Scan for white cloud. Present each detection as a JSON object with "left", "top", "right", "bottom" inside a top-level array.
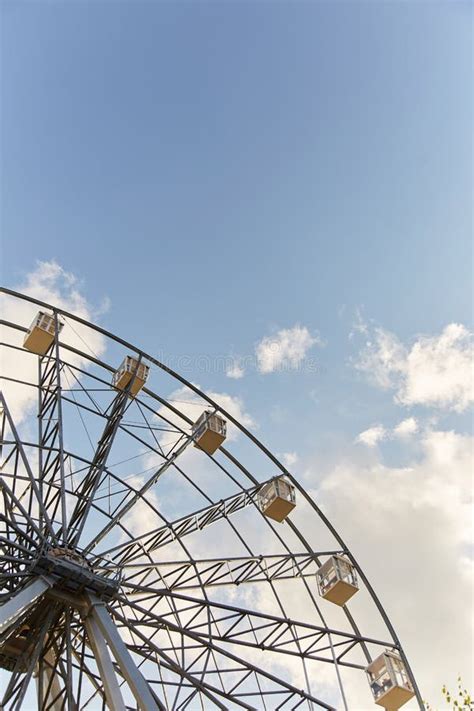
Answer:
[
  {"left": 356, "top": 418, "right": 419, "bottom": 447},
  {"left": 225, "top": 358, "right": 245, "bottom": 379},
  {"left": 119, "top": 474, "right": 162, "bottom": 541},
  {"left": 355, "top": 425, "right": 388, "bottom": 448},
  {"left": 355, "top": 323, "right": 474, "bottom": 413},
  {"left": 314, "top": 427, "right": 474, "bottom": 707},
  {"left": 255, "top": 325, "right": 320, "bottom": 374},
  {"left": 355, "top": 327, "right": 406, "bottom": 390},
  {"left": 393, "top": 417, "right": 418, "bottom": 438},
  {"left": 402, "top": 324, "right": 473, "bottom": 412},
  {"left": 1, "top": 261, "right": 108, "bottom": 424},
  {"left": 279, "top": 451, "right": 299, "bottom": 468}
]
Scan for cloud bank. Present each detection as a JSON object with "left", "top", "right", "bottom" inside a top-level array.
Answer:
[
  {"left": 355, "top": 323, "right": 473, "bottom": 412},
  {"left": 314, "top": 426, "right": 474, "bottom": 706},
  {"left": 356, "top": 418, "right": 419, "bottom": 448},
  {"left": 256, "top": 325, "right": 320, "bottom": 374}
]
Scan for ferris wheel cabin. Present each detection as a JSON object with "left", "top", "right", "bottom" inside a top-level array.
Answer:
[
  {"left": 23, "top": 311, "right": 64, "bottom": 355},
  {"left": 192, "top": 410, "right": 227, "bottom": 454},
  {"left": 366, "top": 651, "right": 415, "bottom": 710},
  {"left": 316, "top": 554, "right": 359, "bottom": 606},
  {"left": 257, "top": 476, "right": 296, "bottom": 522},
  {"left": 112, "top": 356, "right": 149, "bottom": 395}
]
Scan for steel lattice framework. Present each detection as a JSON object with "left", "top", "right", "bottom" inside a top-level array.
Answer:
[{"left": 0, "top": 287, "right": 423, "bottom": 710}]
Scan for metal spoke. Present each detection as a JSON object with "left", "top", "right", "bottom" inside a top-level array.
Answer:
[
  {"left": 118, "top": 585, "right": 393, "bottom": 669},
  {"left": 118, "top": 552, "right": 343, "bottom": 591},
  {"left": 82, "top": 429, "right": 211, "bottom": 556},
  {"left": 64, "top": 389, "right": 130, "bottom": 547},
  {"left": 85, "top": 593, "right": 166, "bottom": 711},
  {"left": 111, "top": 604, "right": 245, "bottom": 710},
  {"left": 0, "top": 392, "right": 57, "bottom": 541}
]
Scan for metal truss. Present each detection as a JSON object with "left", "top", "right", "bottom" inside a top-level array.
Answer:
[
  {"left": 36, "top": 317, "right": 72, "bottom": 541},
  {"left": 65, "top": 388, "right": 130, "bottom": 547},
  {"left": 119, "top": 586, "right": 394, "bottom": 669},
  {"left": 116, "top": 552, "right": 342, "bottom": 591},
  {"left": 0, "top": 287, "right": 424, "bottom": 710},
  {"left": 112, "top": 603, "right": 337, "bottom": 711}
]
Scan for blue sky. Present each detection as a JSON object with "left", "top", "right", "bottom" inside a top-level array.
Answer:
[
  {"left": 1, "top": 0, "right": 473, "bottom": 706},
  {"left": 2, "top": 0, "right": 472, "bottom": 448}
]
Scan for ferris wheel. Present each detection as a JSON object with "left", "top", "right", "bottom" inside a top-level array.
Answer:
[{"left": 0, "top": 287, "right": 422, "bottom": 711}]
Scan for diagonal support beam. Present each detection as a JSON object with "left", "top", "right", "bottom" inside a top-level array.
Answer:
[
  {"left": 95, "top": 481, "right": 264, "bottom": 565},
  {"left": 85, "top": 594, "right": 165, "bottom": 711},
  {"left": 0, "top": 576, "right": 53, "bottom": 637},
  {"left": 84, "top": 611, "right": 127, "bottom": 711}
]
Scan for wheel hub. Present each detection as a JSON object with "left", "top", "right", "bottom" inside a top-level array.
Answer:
[{"left": 31, "top": 547, "right": 119, "bottom": 601}]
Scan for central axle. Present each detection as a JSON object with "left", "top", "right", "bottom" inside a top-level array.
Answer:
[{"left": 31, "top": 547, "right": 119, "bottom": 601}]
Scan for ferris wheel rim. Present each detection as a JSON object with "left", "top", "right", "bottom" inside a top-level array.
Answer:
[{"left": 0, "top": 286, "right": 423, "bottom": 710}]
